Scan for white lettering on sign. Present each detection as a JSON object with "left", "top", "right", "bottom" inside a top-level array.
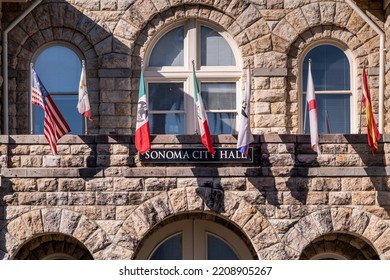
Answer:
[{"left": 141, "top": 148, "right": 252, "bottom": 163}]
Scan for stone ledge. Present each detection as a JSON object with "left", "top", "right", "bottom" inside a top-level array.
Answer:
[
  {"left": 2, "top": 134, "right": 390, "bottom": 146},
  {"left": 254, "top": 68, "right": 288, "bottom": 77},
  {"left": 295, "top": 167, "right": 390, "bottom": 177},
  {"left": 1, "top": 168, "right": 103, "bottom": 178}
]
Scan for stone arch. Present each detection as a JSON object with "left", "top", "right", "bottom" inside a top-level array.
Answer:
[
  {"left": 282, "top": 207, "right": 390, "bottom": 260},
  {"left": 1, "top": 208, "right": 111, "bottom": 260},
  {"left": 13, "top": 233, "right": 94, "bottom": 260},
  {"left": 273, "top": 2, "right": 378, "bottom": 53},
  {"left": 8, "top": 2, "right": 105, "bottom": 68},
  {"left": 6, "top": 1, "right": 115, "bottom": 134},
  {"left": 300, "top": 232, "right": 379, "bottom": 260},
  {"left": 113, "top": 2, "right": 269, "bottom": 66},
  {"left": 284, "top": 23, "right": 375, "bottom": 134},
  {"left": 110, "top": 189, "right": 290, "bottom": 259}
]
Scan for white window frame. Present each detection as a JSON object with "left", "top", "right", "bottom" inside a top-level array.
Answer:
[
  {"left": 311, "top": 252, "right": 348, "bottom": 260},
  {"left": 299, "top": 40, "right": 356, "bottom": 134},
  {"left": 30, "top": 41, "right": 86, "bottom": 135},
  {"left": 144, "top": 19, "right": 242, "bottom": 135}
]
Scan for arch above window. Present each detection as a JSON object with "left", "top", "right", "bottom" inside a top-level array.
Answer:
[
  {"left": 301, "top": 43, "right": 352, "bottom": 134},
  {"left": 135, "top": 219, "right": 254, "bottom": 260},
  {"left": 32, "top": 43, "right": 85, "bottom": 135}
]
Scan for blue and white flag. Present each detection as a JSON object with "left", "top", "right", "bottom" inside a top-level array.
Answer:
[{"left": 237, "top": 67, "right": 254, "bottom": 156}]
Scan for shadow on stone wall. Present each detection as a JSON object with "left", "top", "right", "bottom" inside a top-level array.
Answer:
[
  {"left": 4, "top": 0, "right": 135, "bottom": 135},
  {"left": 1, "top": 0, "right": 135, "bottom": 258},
  {"left": 344, "top": 134, "right": 389, "bottom": 215}
]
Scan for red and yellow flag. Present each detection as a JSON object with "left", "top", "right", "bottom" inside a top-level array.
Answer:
[{"left": 362, "top": 66, "right": 380, "bottom": 154}]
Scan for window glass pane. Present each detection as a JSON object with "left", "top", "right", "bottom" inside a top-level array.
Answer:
[
  {"left": 201, "top": 83, "right": 236, "bottom": 110},
  {"left": 150, "top": 114, "right": 185, "bottom": 134},
  {"left": 149, "top": 83, "right": 185, "bottom": 134},
  {"left": 303, "top": 94, "right": 350, "bottom": 134},
  {"left": 201, "top": 26, "right": 235, "bottom": 66},
  {"left": 149, "top": 83, "right": 184, "bottom": 111},
  {"left": 207, "top": 234, "right": 238, "bottom": 260},
  {"left": 150, "top": 26, "right": 184, "bottom": 67},
  {"left": 33, "top": 95, "right": 83, "bottom": 135},
  {"left": 201, "top": 83, "right": 236, "bottom": 134},
  {"left": 150, "top": 234, "right": 182, "bottom": 260},
  {"left": 303, "top": 45, "right": 350, "bottom": 91},
  {"left": 35, "top": 46, "right": 81, "bottom": 93},
  {"left": 207, "top": 112, "right": 236, "bottom": 134}
]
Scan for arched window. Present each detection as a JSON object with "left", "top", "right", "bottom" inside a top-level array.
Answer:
[
  {"left": 136, "top": 219, "right": 254, "bottom": 260},
  {"left": 145, "top": 20, "right": 241, "bottom": 135},
  {"left": 32, "top": 44, "right": 84, "bottom": 134},
  {"left": 302, "top": 44, "right": 352, "bottom": 134}
]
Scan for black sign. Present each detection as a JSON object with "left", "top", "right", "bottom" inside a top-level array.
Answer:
[{"left": 140, "top": 148, "right": 253, "bottom": 163}]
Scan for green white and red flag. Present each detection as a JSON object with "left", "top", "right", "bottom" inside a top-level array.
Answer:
[
  {"left": 135, "top": 68, "right": 151, "bottom": 154},
  {"left": 192, "top": 63, "right": 214, "bottom": 157}
]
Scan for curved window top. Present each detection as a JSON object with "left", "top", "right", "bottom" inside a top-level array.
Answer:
[
  {"left": 302, "top": 44, "right": 350, "bottom": 92},
  {"left": 201, "top": 26, "right": 235, "bottom": 66},
  {"left": 149, "top": 26, "right": 184, "bottom": 67},
  {"left": 148, "top": 22, "right": 237, "bottom": 68},
  {"left": 35, "top": 45, "right": 82, "bottom": 92},
  {"left": 207, "top": 234, "right": 239, "bottom": 260},
  {"left": 33, "top": 44, "right": 84, "bottom": 135}
]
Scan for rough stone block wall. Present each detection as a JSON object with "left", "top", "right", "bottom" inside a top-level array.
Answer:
[
  {"left": 0, "top": 0, "right": 390, "bottom": 260},
  {"left": 1, "top": 0, "right": 387, "bottom": 134},
  {"left": 1, "top": 134, "right": 390, "bottom": 259}
]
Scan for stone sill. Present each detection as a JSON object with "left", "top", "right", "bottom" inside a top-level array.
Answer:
[
  {"left": 0, "top": 134, "right": 389, "bottom": 145},
  {"left": 2, "top": 166, "right": 390, "bottom": 178}
]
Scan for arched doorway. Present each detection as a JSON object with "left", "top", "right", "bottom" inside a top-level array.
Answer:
[
  {"left": 13, "top": 233, "right": 93, "bottom": 260},
  {"left": 135, "top": 214, "right": 257, "bottom": 260},
  {"left": 300, "top": 233, "right": 379, "bottom": 260}
]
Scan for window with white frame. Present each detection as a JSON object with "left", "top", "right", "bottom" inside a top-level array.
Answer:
[
  {"left": 145, "top": 20, "right": 241, "bottom": 135},
  {"left": 302, "top": 44, "right": 351, "bottom": 134},
  {"left": 135, "top": 219, "right": 254, "bottom": 260},
  {"left": 32, "top": 44, "right": 84, "bottom": 134}
]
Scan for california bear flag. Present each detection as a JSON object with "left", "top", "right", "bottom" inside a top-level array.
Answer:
[
  {"left": 77, "top": 61, "right": 92, "bottom": 120},
  {"left": 237, "top": 67, "right": 254, "bottom": 156}
]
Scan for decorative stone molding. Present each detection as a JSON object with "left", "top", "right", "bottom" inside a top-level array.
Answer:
[
  {"left": 1, "top": 208, "right": 111, "bottom": 259},
  {"left": 282, "top": 207, "right": 390, "bottom": 260},
  {"left": 113, "top": 190, "right": 283, "bottom": 260}
]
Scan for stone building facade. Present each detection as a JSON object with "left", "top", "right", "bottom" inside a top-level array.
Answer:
[{"left": 1, "top": 0, "right": 390, "bottom": 260}]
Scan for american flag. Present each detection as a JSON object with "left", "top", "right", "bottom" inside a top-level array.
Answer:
[{"left": 31, "top": 69, "right": 70, "bottom": 155}]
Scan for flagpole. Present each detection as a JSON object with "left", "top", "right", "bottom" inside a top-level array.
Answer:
[
  {"left": 358, "top": 65, "right": 365, "bottom": 134},
  {"left": 30, "top": 63, "right": 34, "bottom": 134},
  {"left": 81, "top": 60, "right": 88, "bottom": 135},
  {"left": 192, "top": 60, "right": 199, "bottom": 135},
  {"left": 303, "top": 95, "right": 308, "bottom": 133},
  {"left": 326, "top": 110, "right": 332, "bottom": 133},
  {"left": 303, "top": 59, "right": 311, "bottom": 133}
]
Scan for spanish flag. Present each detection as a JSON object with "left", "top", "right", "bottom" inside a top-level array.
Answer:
[{"left": 362, "top": 66, "right": 380, "bottom": 154}]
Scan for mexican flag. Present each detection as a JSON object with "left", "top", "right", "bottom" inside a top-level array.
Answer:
[
  {"left": 192, "top": 63, "right": 214, "bottom": 157},
  {"left": 135, "top": 69, "right": 151, "bottom": 154}
]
